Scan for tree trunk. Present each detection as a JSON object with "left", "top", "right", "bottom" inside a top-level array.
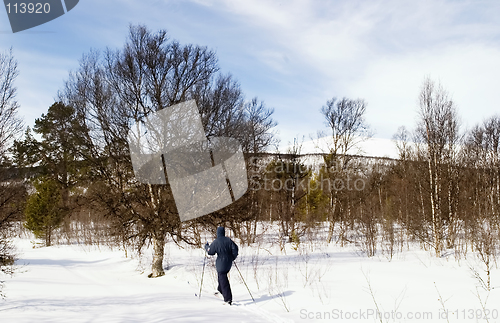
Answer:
[
  {"left": 150, "top": 234, "right": 165, "bottom": 278},
  {"left": 327, "top": 193, "right": 337, "bottom": 243},
  {"left": 428, "top": 152, "right": 441, "bottom": 257},
  {"left": 46, "top": 228, "right": 51, "bottom": 247}
]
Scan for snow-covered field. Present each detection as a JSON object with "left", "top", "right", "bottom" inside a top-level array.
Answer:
[{"left": 1, "top": 232, "right": 499, "bottom": 323}]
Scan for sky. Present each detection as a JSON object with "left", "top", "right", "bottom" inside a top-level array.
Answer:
[{"left": 1, "top": 0, "right": 500, "bottom": 151}]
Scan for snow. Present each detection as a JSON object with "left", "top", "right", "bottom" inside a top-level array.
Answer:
[{"left": 1, "top": 231, "right": 499, "bottom": 322}]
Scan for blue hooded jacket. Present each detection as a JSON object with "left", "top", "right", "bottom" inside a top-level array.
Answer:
[{"left": 206, "top": 227, "right": 239, "bottom": 273}]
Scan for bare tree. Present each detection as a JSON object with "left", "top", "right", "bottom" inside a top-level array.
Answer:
[
  {"left": 62, "top": 25, "right": 218, "bottom": 277},
  {"left": 393, "top": 126, "right": 413, "bottom": 161},
  {"left": 320, "top": 97, "right": 371, "bottom": 243},
  {"left": 62, "top": 25, "right": 276, "bottom": 277},
  {"left": 265, "top": 138, "right": 311, "bottom": 243},
  {"left": 0, "top": 48, "right": 23, "bottom": 159},
  {"left": 415, "top": 77, "right": 460, "bottom": 256},
  {"left": 241, "top": 98, "right": 277, "bottom": 154},
  {"left": 462, "top": 116, "right": 500, "bottom": 270},
  {"left": 477, "top": 116, "right": 500, "bottom": 219},
  {"left": 0, "top": 48, "right": 24, "bottom": 295},
  {"left": 321, "top": 97, "right": 370, "bottom": 164}
]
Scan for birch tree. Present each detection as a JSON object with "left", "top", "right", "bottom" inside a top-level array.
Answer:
[
  {"left": 0, "top": 48, "right": 24, "bottom": 294},
  {"left": 0, "top": 48, "right": 23, "bottom": 158},
  {"left": 320, "top": 97, "right": 370, "bottom": 243},
  {"left": 416, "top": 77, "right": 460, "bottom": 256}
]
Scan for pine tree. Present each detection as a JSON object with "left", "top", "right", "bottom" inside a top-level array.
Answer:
[{"left": 24, "top": 178, "right": 65, "bottom": 246}]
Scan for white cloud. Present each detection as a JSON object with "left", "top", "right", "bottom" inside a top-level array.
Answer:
[
  {"left": 346, "top": 43, "right": 500, "bottom": 138},
  {"left": 199, "top": 0, "right": 500, "bottom": 141}
]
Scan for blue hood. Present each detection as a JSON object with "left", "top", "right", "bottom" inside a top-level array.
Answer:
[{"left": 217, "top": 227, "right": 225, "bottom": 238}]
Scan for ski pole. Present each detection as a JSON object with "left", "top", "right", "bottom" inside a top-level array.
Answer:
[
  {"left": 234, "top": 262, "right": 254, "bottom": 302},
  {"left": 199, "top": 250, "right": 207, "bottom": 299}
]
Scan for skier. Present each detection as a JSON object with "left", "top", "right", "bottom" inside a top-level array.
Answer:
[{"left": 205, "top": 226, "right": 239, "bottom": 305}]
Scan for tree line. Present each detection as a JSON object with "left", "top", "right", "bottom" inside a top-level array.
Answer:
[{"left": 1, "top": 25, "right": 499, "bottom": 282}]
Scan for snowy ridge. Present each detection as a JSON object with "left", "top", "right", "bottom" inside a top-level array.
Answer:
[{"left": 278, "top": 136, "right": 400, "bottom": 159}]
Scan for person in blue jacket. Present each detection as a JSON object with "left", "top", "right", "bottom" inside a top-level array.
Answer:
[{"left": 205, "top": 226, "right": 239, "bottom": 305}]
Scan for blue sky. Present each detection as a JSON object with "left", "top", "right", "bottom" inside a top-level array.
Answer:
[{"left": 2, "top": 0, "right": 500, "bottom": 149}]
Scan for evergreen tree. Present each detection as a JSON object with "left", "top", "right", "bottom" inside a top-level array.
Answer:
[
  {"left": 13, "top": 102, "right": 88, "bottom": 211},
  {"left": 33, "top": 102, "right": 88, "bottom": 209},
  {"left": 24, "top": 178, "right": 65, "bottom": 246}
]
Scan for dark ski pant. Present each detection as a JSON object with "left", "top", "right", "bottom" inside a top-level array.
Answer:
[{"left": 217, "top": 271, "right": 232, "bottom": 303}]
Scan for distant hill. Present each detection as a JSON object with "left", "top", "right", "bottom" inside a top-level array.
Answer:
[{"left": 278, "top": 136, "right": 400, "bottom": 159}]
